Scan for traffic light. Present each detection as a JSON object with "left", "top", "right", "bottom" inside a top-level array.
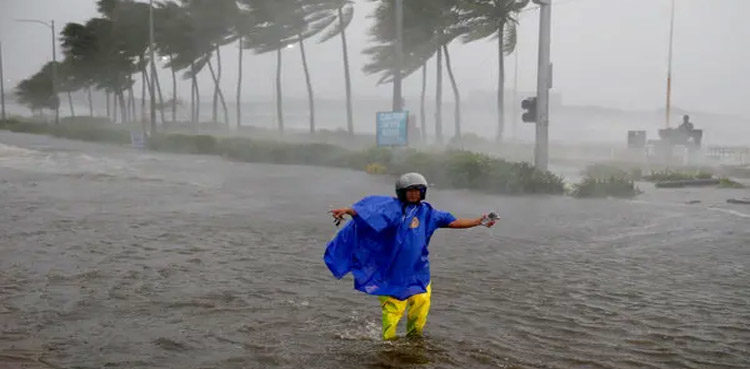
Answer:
[{"left": 521, "top": 97, "right": 537, "bottom": 123}]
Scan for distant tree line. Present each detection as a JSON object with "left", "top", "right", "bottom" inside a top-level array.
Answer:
[{"left": 15, "top": 0, "right": 529, "bottom": 141}]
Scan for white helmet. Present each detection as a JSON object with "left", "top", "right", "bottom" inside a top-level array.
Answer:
[{"left": 395, "top": 172, "right": 428, "bottom": 202}]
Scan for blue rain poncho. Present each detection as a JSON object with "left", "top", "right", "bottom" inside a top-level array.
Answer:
[{"left": 324, "top": 196, "right": 456, "bottom": 300}]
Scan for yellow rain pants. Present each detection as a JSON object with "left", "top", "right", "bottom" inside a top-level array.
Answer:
[{"left": 378, "top": 284, "right": 432, "bottom": 340}]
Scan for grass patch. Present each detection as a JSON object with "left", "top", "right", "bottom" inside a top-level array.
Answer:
[
  {"left": 583, "top": 163, "right": 642, "bottom": 181},
  {"left": 643, "top": 169, "right": 713, "bottom": 182},
  {"left": 718, "top": 178, "right": 746, "bottom": 189},
  {"left": 0, "top": 119, "right": 131, "bottom": 144},
  {"left": 571, "top": 176, "right": 640, "bottom": 198},
  {"left": 147, "top": 133, "right": 218, "bottom": 154}
]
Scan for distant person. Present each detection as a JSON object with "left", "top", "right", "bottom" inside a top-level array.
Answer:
[
  {"left": 679, "top": 115, "right": 694, "bottom": 132},
  {"left": 325, "top": 173, "right": 497, "bottom": 340}
]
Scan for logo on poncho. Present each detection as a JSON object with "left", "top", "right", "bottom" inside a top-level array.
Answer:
[{"left": 410, "top": 217, "right": 420, "bottom": 229}]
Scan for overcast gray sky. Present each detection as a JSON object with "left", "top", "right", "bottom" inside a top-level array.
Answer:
[{"left": 1, "top": 0, "right": 748, "bottom": 119}]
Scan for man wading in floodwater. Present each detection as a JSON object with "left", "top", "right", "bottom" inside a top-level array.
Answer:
[{"left": 325, "top": 173, "right": 497, "bottom": 340}]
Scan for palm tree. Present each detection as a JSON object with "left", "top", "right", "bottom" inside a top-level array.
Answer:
[
  {"left": 59, "top": 24, "right": 94, "bottom": 117},
  {"left": 102, "top": 0, "right": 154, "bottom": 125},
  {"left": 60, "top": 17, "right": 137, "bottom": 123},
  {"left": 154, "top": 1, "right": 205, "bottom": 127},
  {"left": 314, "top": 0, "right": 355, "bottom": 135},
  {"left": 364, "top": 0, "right": 463, "bottom": 143},
  {"left": 241, "top": 0, "right": 306, "bottom": 134},
  {"left": 458, "top": 0, "right": 529, "bottom": 142},
  {"left": 154, "top": 1, "right": 190, "bottom": 124},
  {"left": 185, "top": 0, "right": 238, "bottom": 126},
  {"left": 57, "top": 59, "right": 85, "bottom": 118},
  {"left": 15, "top": 62, "right": 60, "bottom": 116},
  {"left": 254, "top": 0, "right": 338, "bottom": 134},
  {"left": 234, "top": 3, "right": 253, "bottom": 129},
  {"left": 296, "top": 0, "right": 351, "bottom": 134}
]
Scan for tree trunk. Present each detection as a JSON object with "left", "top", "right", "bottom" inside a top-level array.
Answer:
[
  {"left": 212, "top": 54, "right": 218, "bottom": 123},
  {"left": 105, "top": 91, "right": 110, "bottom": 121},
  {"left": 236, "top": 37, "right": 243, "bottom": 129},
  {"left": 128, "top": 85, "right": 135, "bottom": 122},
  {"left": 190, "top": 71, "right": 195, "bottom": 126},
  {"left": 118, "top": 91, "right": 127, "bottom": 124},
  {"left": 125, "top": 88, "right": 131, "bottom": 122},
  {"left": 215, "top": 46, "right": 228, "bottom": 126},
  {"left": 190, "top": 74, "right": 195, "bottom": 125},
  {"left": 170, "top": 54, "right": 176, "bottom": 123},
  {"left": 339, "top": 7, "right": 353, "bottom": 135},
  {"left": 146, "top": 70, "right": 154, "bottom": 133},
  {"left": 420, "top": 63, "right": 427, "bottom": 143},
  {"left": 298, "top": 38, "right": 315, "bottom": 134},
  {"left": 497, "top": 25, "right": 505, "bottom": 142},
  {"left": 141, "top": 68, "right": 147, "bottom": 123},
  {"left": 443, "top": 44, "right": 461, "bottom": 141},
  {"left": 87, "top": 87, "right": 93, "bottom": 117},
  {"left": 191, "top": 62, "right": 199, "bottom": 128},
  {"left": 207, "top": 58, "right": 229, "bottom": 127},
  {"left": 67, "top": 91, "right": 76, "bottom": 118},
  {"left": 276, "top": 48, "right": 284, "bottom": 133},
  {"left": 112, "top": 91, "right": 118, "bottom": 123},
  {"left": 152, "top": 59, "right": 166, "bottom": 125},
  {"left": 435, "top": 45, "right": 443, "bottom": 144}
]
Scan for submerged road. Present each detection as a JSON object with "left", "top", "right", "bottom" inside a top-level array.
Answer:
[{"left": 1, "top": 131, "right": 748, "bottom": 368}]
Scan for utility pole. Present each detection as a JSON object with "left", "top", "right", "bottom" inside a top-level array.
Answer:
[
  {"left": 149, "top": 0, "right": 157, "bottom": 134},
  {"left": 512, "top": 38, "right": 519, "bottom": 140},
  {"left": 16, "top": 19, "right": 58, "bottom": 124},
  {"left": 665, "top": 0, "right": 675, "bottom": 128},
  {"left": 51, "top": 20, "right": 58, "bottom": 125},
  {"left": 0, "top": 41, "right": 6, "bottom": 121},
  {"left": 533, "top": 0, "right": 552, "bottom": 171},
  {"left": 392, "top": 0, "right": 404, "bottom": 112}
]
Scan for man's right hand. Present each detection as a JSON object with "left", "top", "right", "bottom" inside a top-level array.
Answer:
[
  {"left": 329, "top": 207, "right": 356, "bottom": 225},
  {"left": 329, "top": 208, "right": 349, "bottom": 220}
]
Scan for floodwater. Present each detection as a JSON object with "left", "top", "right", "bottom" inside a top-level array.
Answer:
[{"left": 1, "top": 131, "right": 748, "bottom": 369}]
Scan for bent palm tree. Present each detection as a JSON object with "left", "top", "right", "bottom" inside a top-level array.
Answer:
[
  {"left": 459, "top": 0, "right": 529, "bottom": 142},
  {"left": 314, "top": 0, "right": 355, "bottom": 134}
]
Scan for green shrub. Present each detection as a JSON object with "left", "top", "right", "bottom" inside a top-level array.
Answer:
[
  {"left": 388, "top": 149, "right": 564, "bottom": 195},
  {"left": 718, "top": 178, "right": 745, "bottom": 189},
  {"left": 0, "top": 119, "right": 130, "bottom": 144},
  {"left": 644, "top": 169, "right": 713, "bottom": 182},
  {"left": 572, "top": 176, "right": 640, "bottom": 198},
  {"left": 50, "top": 124, "right": 130, "bottom": 144},
  {"left": 60, "top": 116, "right": 112, "bottom": 125},
  {"left": 584, "top": 163, "right": 642, "bottom": 181},
  {"left": 0, "top": 120, "right": 49, "bottom": 134},
  {"left": 148, "top": 133, "right": 218, "bottom": 154}
]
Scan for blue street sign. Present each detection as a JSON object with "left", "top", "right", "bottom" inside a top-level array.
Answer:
[{"left": 376, "top": 111, "right": 409, "bottom": 147}]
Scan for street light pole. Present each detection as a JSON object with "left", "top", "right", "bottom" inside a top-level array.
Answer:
[
  {"left": 392, "top": 0, "right": 404, "bottom": 112},
  {"left": 533, "top": 0, "right": 552, "bottom": 171},
  {"left": 665, "top": 0, "right": 675, "bottom": 128},
  {"left": 16, "top": 19, "right": 59, "bottom": 124},
  {"left": 149, "top": 0, "right": 157, "bottom": 134},
  {"left": 0, "top": 41, "right": 6, "bottom": 121},
  {"left": 51, "top": 20, "right": 58, "bottom": 125}
]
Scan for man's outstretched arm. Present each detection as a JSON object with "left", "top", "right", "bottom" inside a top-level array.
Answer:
[{"left": 447, "top": 215, "right": 497, "bottom": 229}]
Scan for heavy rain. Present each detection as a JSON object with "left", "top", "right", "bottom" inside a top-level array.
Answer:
[{"left": 1, "top": 0, "right": 749, "bottom": 368}]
